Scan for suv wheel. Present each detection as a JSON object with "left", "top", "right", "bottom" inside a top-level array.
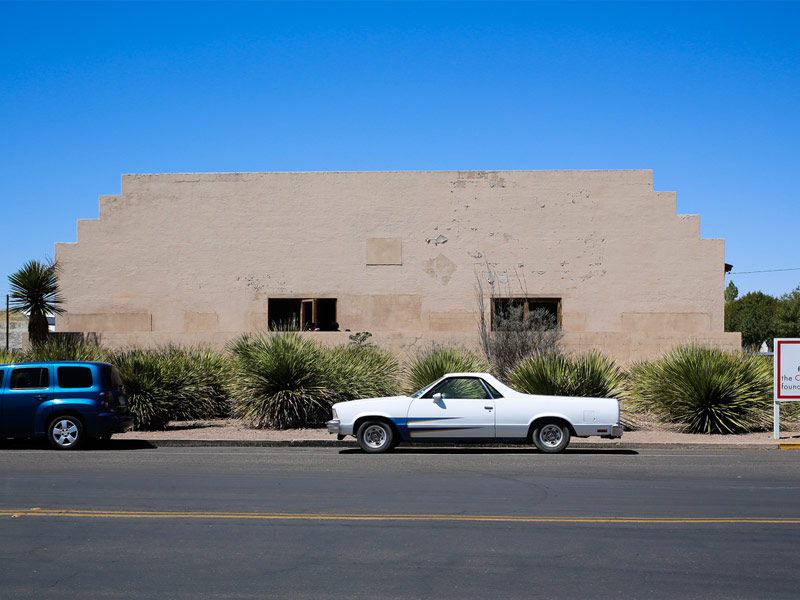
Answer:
[{"left": 48, "top": 416, "right": 84, "bottom": 450}]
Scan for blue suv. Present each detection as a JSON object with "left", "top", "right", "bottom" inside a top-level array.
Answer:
[{"left": 0, "top": 361, "right": 135, "bottom": 449}]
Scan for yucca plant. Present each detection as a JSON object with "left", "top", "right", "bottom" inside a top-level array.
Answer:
[
  {"left": 624, "top": 345, "right": 773, "bottom": 434},
  {"left": 8, "top": 259, "right": 65, "bottom": 345},
  {"left": 405, "top": 345, "right": 487, "bottom": 394},
  {"left": 111, "top": 348, "right": 180, "bottom": 430},
  {"left": 326, "top": 343, "right": 401, "bottom": 402},
  {"left": 509, "top": 350, "right": 623, "bottom": 398},
  {"left": 110, "top": 345, "right": 232, "bottom": 430},
  {"left": 229, "top": 333, "right": 332, "bottom": 429},
  {"left": 24, "top": 336, "right": 109, "bottom": 362},
  {"left": 0, "top": 349, "right": 23, "bottom": 364}
]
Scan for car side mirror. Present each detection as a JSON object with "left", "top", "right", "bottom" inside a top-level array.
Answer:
[{"left": 432, "top": 392, "right": 442, "bottom": 402}]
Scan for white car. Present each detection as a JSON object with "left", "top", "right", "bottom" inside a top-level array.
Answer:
[{"left": 327, "top": 372, "right": 622, "bottom": 453}]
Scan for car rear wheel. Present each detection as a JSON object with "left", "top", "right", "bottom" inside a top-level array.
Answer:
[
  {"left": 531, "top": 420, "right": 570, "bottom": 453},
  {"left": 47, "top": 416, "right": 85, "bottom": 450},
  {"left": 356, "top": 420, "right": 394, "bottom": 454}
]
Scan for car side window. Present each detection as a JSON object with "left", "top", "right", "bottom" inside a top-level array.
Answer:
[
  {"left": 484, "top": 381, "right": 503, "bottom": 399},
  {"left": 10, "top": 367, "right": 50, "bottom": 390},
  {"left": 424, "top": 377, "right": 490, "bottom": 400},
  {"left": 57, "top": 366, "right": 93, "bottom": 389}
]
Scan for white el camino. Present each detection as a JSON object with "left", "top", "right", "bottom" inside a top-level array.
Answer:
[{"left": 327, "top": 372, "right": 622, "bottom": 453}]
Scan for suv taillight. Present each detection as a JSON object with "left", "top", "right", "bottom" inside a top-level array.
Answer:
[{"left": 99, "top": 391, "right": 110, "bottom": 409}]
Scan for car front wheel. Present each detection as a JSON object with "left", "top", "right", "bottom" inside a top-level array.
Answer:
[
  {"left": 48, "top": 416, "right": 85, "bottom": 450},
  {"left": 356, "top": 420, "right": 394, "bottom": 454},
  {"left": 531, "top": 420, "right": 570, "bottom": 453}
]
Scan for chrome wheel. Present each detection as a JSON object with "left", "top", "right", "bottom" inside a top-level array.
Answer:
[
  {"left": 364, "top": 425, "right": 387, "bottom": 449},
  {"left": 356, "top": 420, "right": 394, "bottom": 453},
  {"left": 539, "top": 424, "right": 563, "bottom": 448},
  {"left": 48, "top": 417, "right": 84, "bottom": 450},
  {"left": 532, "top": 419, "right": 570, "bottom": 453}
]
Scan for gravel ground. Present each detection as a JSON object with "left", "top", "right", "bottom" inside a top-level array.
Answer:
[{"left": 115, "top": 419, "right": 800, "bottom": 445}]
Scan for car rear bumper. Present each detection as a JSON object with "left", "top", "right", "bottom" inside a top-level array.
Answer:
[{"left": 97, "top": 412, "right": 135, "bottom": 434}]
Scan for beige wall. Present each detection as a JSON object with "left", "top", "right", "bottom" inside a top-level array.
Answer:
[{"left": 55, "top": 170, "right": 740, "bottom": 361}]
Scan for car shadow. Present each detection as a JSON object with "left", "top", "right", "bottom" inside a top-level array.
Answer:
[
  {"left": 0, "top": 439, "right": 157, "bottom": 451},
  {"left": 338, "top": 447, "right": 638, "bottom": 455}
]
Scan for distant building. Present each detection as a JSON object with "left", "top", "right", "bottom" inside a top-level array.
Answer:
[
  {"left": 1, "top": 310, "right": 28, "bottom": 352},
  {"left": 55, "top": 170, "right": 741, "bottom": 361}
]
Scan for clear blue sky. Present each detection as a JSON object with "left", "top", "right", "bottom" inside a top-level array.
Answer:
[{"left": 1, "top": 1, "right": 798, "bottom": 300}]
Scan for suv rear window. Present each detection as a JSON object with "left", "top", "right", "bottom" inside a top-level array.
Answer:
[
  {"left": 57, "top": 366, "right": 93, "bottom": 389},
  {"left": 102, "top": 365, "right": 124, "bottom": 388},
  {"left": 10, "top": 367, "right": 49, "bottom": 389}
]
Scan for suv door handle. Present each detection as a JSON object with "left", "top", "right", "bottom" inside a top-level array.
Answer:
[{"left": 34, "top": 394, "right": 47, "bottom": 400}]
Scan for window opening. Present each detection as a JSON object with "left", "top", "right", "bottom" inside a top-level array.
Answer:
[
  {"left": 268, "top": 298, "right": 338, "bottom": 331},
  {"left": 491, "top": 297, "right": 561, "bottom": 330}
]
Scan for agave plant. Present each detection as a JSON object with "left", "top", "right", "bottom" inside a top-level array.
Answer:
[
  {"left": 624, "top": 345, "right": 772, "bottom": 434},
  {"left": 8, "top": 259, "right": 65, "bottom": 346},
  {"left": 509, "top": 350, "right": 623, "bottom": 398},
  {"left": 405, "top": 344, "right": 487, "bottom": 394}
]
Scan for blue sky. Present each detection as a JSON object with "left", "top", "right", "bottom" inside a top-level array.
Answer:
[{"left": 1, "top": 1, "right": 798, "bottom": 300}]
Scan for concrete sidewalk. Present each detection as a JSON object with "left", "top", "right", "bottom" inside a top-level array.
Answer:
[{"left": 115, "top": 419, "right": 800, "bottom": 450}]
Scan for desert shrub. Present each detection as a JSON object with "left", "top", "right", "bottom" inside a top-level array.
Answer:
[
  {"left": 111, "top": 345, "right": 232, "bottom": 430},
  {"left": 325, "top": 343, "right": 401, "bottom": 402},
  {"left": 479, "top": 303, "right": 562, "bottom": 380},
  {"left": 405, "top": 345, "right": 487, "bottom": 394},
  {"left": 624, "top": 345, "right": 772, "bottom": 434},
  {"left": 229, "top": 333, "right": 332, "bottom": 429},
  {"left": 0, "top": 349, "right": 23, "bottom": 364},
  {"left": 509, "top": 350, "right": 623, "bottom": 398},
  {"left": 229, "top": 333, "right": 402, "bottom": 429},
  {"left": 24, "top": 336, "right": 110, "bottom": 362}
]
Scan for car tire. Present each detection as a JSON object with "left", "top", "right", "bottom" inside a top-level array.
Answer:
[
  {"left": 531, "top": 419, "right": 570, "bottom": 453},
  {"left": 47, "top": 416, "right": 85, "bottom": 450},
  {"left": 356, "top": 420, "right": 394, "bottom": 454}
]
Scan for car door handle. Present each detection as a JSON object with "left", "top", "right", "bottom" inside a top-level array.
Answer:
[
  {"left": 484, "top": 406, "right": 493, "bottom": 411},
  {"left": 34, "top": 395, "right": 47, "bottom": 400}
]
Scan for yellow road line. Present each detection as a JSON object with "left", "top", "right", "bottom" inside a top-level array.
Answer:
[
  {"left": 1, "top": 509, "right": 800, "bottom": 524},
  {"left": 779, "top": 443, "right": 800, "bottom": 449}
]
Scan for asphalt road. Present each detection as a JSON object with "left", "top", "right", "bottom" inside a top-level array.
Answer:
[{"left": 2, "top": 445, "right": 800, "bottom": 599}]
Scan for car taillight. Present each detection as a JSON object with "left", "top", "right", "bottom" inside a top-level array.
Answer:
[{"left": 99, "top": 391, "right": 110, "bottom": 409}]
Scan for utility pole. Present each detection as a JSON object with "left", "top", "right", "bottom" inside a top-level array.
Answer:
[{"left": 5, "top": 295, "right": 9, "bottom": 352}]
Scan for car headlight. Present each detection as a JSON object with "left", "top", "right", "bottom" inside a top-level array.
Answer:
[{"left": 332, "top": 407, "right": 338, "bottom": 419}]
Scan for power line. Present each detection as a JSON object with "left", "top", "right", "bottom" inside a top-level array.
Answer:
[{"left": 727, "top": 267, "right": 800, "bottom": 275}]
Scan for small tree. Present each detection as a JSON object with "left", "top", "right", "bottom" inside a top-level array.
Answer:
[
  {"left": 724, "top": 280, "right": 739, "bottom": 304},
  {"left": 8, "top": 259, "right": 65, "bottom": 346},
  {"left": 775, "top": 286, "right": 800, "bottom": 338},
  {"left": 724, "top": 291, "right": 778, "bottom": 350}
]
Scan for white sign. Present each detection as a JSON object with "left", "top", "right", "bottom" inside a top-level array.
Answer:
[{"left": 775, "top": 338, "right": 800, "bottom": 401}]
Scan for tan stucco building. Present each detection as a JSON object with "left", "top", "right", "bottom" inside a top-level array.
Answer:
[{"left": 55, "top": 170, "right": 740, "bottom": 361}]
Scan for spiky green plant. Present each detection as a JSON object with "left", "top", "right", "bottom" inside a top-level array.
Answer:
[
  {"left": 624, "top": 345, "right": 772, "bottom": 434},
  {"left": 326, "top": 343, "right": 401, "bottom": 402},
  {"left": 229, "top": 333, "right": 332, "bottom": 429},
  {"left": 110, "top": 345, "right": 232, "bottom": 430},
  {"left": 0, "top": 349, "right": 23, "bottom": 364},
  {"left": 405, "top": 345, "right": 487, "bottom": 394},
  {"left": 8, "top": 259, "right": 65, "bottom": 345},
  {"left": 24, "top": 336, "right": 109, "bottom": 362},
  {"left": 509, "top": 350, "right": 623, "bottom": 398}
]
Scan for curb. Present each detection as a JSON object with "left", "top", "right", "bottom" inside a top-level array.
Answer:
[{"left": 136, "top": 439, "right": 783, "bottom": 450}]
